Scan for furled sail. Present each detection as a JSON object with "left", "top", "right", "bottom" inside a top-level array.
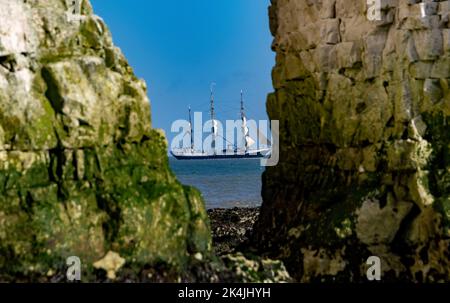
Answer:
[
  {"left": 187, "top": 122, "right": 193, "bottom": 147},
  {"left": 242, "top": 117, "right": 249, "bottom": 136},
  {"left": 245, "top": 135, "right": 256, "bottom": 147},
  {"left": 212, "top": 119, "right": 219, "bottom": 136},
  {"left": 242, "top": 116, "right": 256, "bottom": 149}
]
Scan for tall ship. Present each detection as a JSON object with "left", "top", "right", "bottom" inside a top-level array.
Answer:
[{"left": 170, "top": 86, "right": 272, "bottom": 160}]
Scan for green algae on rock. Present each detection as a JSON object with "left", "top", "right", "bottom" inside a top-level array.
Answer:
[
  {"left": 0, "top": 0, "right": 211, "bottom": 280},
  {"left": 254, "top": 0, "right": 450, "bottom": 282}
]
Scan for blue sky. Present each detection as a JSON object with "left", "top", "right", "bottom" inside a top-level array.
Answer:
[{"left": 90, "top": 0, "right": 274, "bottom": 145}]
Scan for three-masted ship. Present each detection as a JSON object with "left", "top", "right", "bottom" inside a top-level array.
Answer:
[{"left": 170, "top": 86, "right": 271, "bottom": 160}]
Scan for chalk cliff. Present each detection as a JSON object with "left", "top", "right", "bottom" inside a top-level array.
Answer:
[
  {"left": 0, "top": 0, "right": 210, "bottom": 280},
  {"left": 255, "top": 0, "right": 450, "bottom": 282}
]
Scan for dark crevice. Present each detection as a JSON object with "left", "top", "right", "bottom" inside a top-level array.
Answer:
[
  {"left": 41, "top": 67, "right": 64, "bottom": 114},
  {"left": 96, "top": 191, "right": 122, "bottom": 244},
  {"left": 48, "top": 141, "right": 72, "bottom": 223},
  {"left": 386, "top": 116, "right": 395, "bottom": 128},
  {"left": 18, "top": 191, "right": 34, "bottom": 218},
  {"left": 355, "top": 102, "right": 366, "bottom": 114},
  {"left": 0, "top": 55, "right": 15, "bottom": 72},
  {"left": 378, "top": 189, "right": 389, "bottom": 209},
  {"left": 390, "top": 203, "right": 421, "bottom": 255}
]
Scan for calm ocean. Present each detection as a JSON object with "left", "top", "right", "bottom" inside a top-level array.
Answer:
[{"left": 169, "top": 158, "right": 264, "bottom": 209}]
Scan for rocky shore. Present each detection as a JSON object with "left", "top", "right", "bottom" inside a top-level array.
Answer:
[
  {"left": 206, "top": 207, "right": 292, "bottom": 283},
  {"left": 1, "top": 207, "right": 293, "bottom": 283},
  {"left": 207, "top": 207, "right": 260, "bottom": 256}
]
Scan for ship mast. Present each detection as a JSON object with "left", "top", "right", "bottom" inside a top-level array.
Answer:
[
  {"left": 188, "top": 106, "right": 194, "bottom": 151},
  {"left": 210, "top": 83, "right": 216, "bottom": 154},
  {"left": 241, "top": 90, "right": 248, "bottom": 151},
  {"left": 240, "top": 90, "right": 245, "bottom": 121}
]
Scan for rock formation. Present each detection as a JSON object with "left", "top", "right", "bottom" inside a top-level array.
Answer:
[
  {"left": 255, "top": 0, "right": 450, "bottom": 282},
  {"left": 0, "top": 0, "right": 210, "bottom": 280}
]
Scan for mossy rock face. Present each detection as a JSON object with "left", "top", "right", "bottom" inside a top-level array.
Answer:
[
  {"left": 255, "top": 0, "right": 450, "bottom": 282},
  {"left": 0, "top": 0, "right": 211, "bottom": 280}
]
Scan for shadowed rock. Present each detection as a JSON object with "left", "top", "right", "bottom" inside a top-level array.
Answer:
[
  {"left": 254, "top": 0, "right": 450, "bottom": 282},
  {"left": 0, "top": 0, "right": 210, "bottom": 280}
]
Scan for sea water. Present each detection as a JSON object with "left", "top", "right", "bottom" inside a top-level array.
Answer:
[{"left": 169, "top": 158, "right": 264, "bottom": 209}]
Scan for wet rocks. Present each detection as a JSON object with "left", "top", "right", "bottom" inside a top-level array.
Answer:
[
  {"left": 0, "top": 0, "right": 211, "bottom": 280},
  {"left": 208, "top": 207, "right": 292, "bottom": 283},
  {"left": 208, "top": 207, "right": 259, "bottom": 255},
  {"left": 255, "top": 0, "right": 450, "bottom": 282}
]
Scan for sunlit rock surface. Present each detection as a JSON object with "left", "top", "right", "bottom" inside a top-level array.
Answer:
[
  {"left": 254, "top": 0, "right": 450, "bottom": 282},
  {"left": 0, "top": 0, "right": 210, "bottom": 280}
]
